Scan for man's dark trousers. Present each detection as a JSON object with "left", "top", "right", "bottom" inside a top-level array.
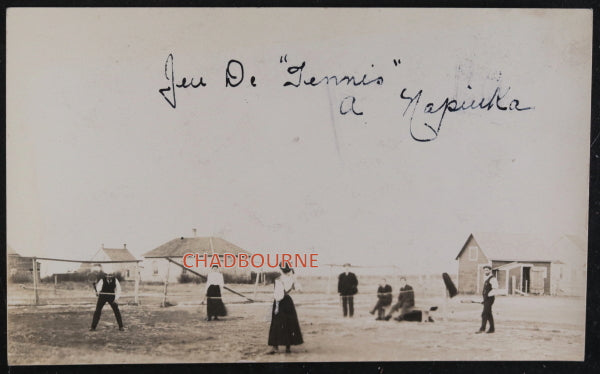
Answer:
[
  {"left": 342, "top": 295, "right": 354, "bottom": 317},
  {"left": 480, "top": 297, "right": 495, "bottom": 332},
  {"left": 91, "top": 295, "right": 123, "bottom": 329}
]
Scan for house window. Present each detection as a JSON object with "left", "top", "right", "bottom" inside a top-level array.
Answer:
[
  {"left": 152, "top": 261, "right": 159, "bottom": 275},
  {"left": 469, "top": 247, "right": 478, "bottom": 261},
  {"left": 126, "top": 270, "right": 130, "bottom": 278}
]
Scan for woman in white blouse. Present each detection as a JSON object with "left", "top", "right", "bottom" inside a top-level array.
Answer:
[
  {"left": 202, "top": 265, "right": 227, "bottom": 321},
  {"left": 267, "top": 263, "right": 303, "bottom": 353}
]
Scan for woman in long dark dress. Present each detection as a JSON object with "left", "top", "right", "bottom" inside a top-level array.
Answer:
[
  {"left": 202, "top": 265, "right": 227, "bottom": 321},
  {"left": 268, "top": 263, "right": 303, "bottom": 354}
]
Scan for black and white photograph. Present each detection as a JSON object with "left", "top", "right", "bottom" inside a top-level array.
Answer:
[{"left": 6, "top": 8, "right": 591, "bottom": 364}]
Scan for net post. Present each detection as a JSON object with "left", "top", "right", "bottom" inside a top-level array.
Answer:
[
  {"left": 252, "top": 270, "right": 261, "bottom": 299},
  {"left": 326, "top": 265, "right": 332, "bottom": 295},
  {"left": 162, "top": 258, "right": 171, "bottom": 307},
  {"left": 32, "top": 258, "right": 39, "bottom": 305},
  {"left": 134, "top": 262, "right": 140, "bottom": 305},
  {"left": 54, "top": 274, "right": 58, "bottom": 295}
]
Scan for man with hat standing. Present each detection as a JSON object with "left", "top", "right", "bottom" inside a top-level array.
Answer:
[
  {"left": 90, "top": 272, "right": 124, "bottom": 331},
  {"left": 477, "top": 264, "right": 498, "bottom": 334},
  {"left": 337, "top": 263, "right": 358, "bottom": 318}
]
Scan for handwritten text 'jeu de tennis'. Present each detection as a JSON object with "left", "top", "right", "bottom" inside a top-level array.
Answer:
[{"left": 158, "top": 54, "right": 533, "bottom": 142}]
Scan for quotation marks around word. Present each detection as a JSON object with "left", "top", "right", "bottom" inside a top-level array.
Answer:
[
  {"left": 280, "top": 55, "right": 288, "bottom": 63},
  {"left": 393, "top": 59, "right": 401, "bottom": 66}
]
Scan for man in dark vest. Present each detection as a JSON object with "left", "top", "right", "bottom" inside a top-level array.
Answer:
[
  {"left": 476, "top": 265, "right": 498, "bottom": 334},
  {"left": 337, "top": 263, "right": 358, "bottom": 317},
  {"left": 384, "top": 276, "right": 415, "bottom": 321},
  {"left": 90, "top": 272, "right": 124, "bottom": 331}
]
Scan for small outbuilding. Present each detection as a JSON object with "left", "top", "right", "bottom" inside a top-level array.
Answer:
[
  {"left": 7, "top": 245, "right": 40, "bottom": 280},
  {"left": 455, "top": 233, "right": 586, "bottom": 296}
]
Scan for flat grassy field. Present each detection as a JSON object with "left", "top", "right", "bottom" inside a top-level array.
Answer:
[{"left": 7, "top": 276, "right": 585, "bottom": 364}]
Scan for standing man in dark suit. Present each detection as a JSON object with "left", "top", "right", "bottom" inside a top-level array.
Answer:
[
  {"left": 384, "top": 276, "right": 414, "bottom": 321},
  {"left": 338, "top": 263, "right": 358, "bottom": 317},
  {"left": 476, "top": 265, "right": 498, "bottom": 334},
  {"left": 90, "top": 272, "right": 124, "bottom": 331}
]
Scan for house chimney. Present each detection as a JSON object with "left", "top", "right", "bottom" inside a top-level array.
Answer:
[
  {"left": 124, "top": 244, "right": 127, "bottom": 249},
  {"left": 193, "top": 228, "right": 197, "bottom": 237},
  {"left": 101, "top": 243, "right": 104, "bottom": 249}
]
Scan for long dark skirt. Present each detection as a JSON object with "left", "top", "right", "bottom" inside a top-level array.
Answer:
[
  {"left": 206, "top": 285, "right": 227, "bottom": 317},
  {"left": 268, "top": 294, "right": 303, "bottom": 346}
]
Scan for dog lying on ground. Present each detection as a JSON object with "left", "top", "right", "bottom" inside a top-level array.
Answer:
[{"left": 392, "top": 306, "right": 438, "bottom": 323}]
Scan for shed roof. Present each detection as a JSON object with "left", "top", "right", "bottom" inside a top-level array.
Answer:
[
  {"left": 143, "top": 237, "right": 250, "bottom": 258},
  {"left": 7, "top": 245, "right": 19, "bottom": 256},
  {"left": 101, "top": 248, "right": 138, "bottom": 262},
  {"left": 79, "top": 247, "right": 139, "bottom": 271},
  {"left": 564, "top": 235, "right": 585, "bottom": 251},
  {"left": 493, "top": 262, "right": 532, "bottom": 271},
  {"left": 456, "top": 233, "right": 551, "bottom": 262}
]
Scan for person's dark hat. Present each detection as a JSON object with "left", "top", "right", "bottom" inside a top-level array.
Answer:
[
  {"left": 280, "top": 262, "right": 293, "bottom": 274},
  {"left": 483, "top": 265, "right": 492, "bottom": 270}
]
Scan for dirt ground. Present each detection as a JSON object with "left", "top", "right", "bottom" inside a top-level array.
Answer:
[{"left": 7, "top": 278, "right": 586, "bottom": 364}]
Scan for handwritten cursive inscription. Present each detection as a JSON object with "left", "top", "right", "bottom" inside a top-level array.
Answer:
[
  {"left": 400, "top": 85, "right": 534, "bottom": 142},
  {"left": 283, "top": 61, "right": 384, "bottom": 88},
  {"left": 156, "top": 54, "right": 534, "bottom": 140},
  {"left": 159, "top": 53, "right": 207, "bottom": 109}
]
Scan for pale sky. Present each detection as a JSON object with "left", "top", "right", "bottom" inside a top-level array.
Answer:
[{"left": 6, "top": 9, "right": 591, "bottom": 275}]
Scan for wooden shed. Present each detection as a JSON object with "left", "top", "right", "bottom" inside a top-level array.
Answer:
[
  {"left": 7, "top": 245, "right": 40, "bottom": 281},
  {"left": 456, "top": 233, "right": 555, "bottom": 295}
]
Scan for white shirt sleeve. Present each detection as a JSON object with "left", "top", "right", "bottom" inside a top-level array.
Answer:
[
  {"left": 114, "top": 279, "right": 122, "bottom": 301},
  {"left": 204, "top": 274, "right": 211, "bottom": 295},
  {"left": 95, "top": 279, "right": 103, "bottom": 293},
  {"left": 490, "top": 277, "right": 499, "bottom": 289},
  {"left": 274, "top": 279, "right": 285, "bottom": 302},
  {"left": 487, "top": 276, "right": 499, "bottom": 297},
  {"left": 293, "top": 275, "right": 302, "bottom": 292}
]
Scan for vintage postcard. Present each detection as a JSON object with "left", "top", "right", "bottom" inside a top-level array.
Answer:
[{"left": 6, "top": 8, "right": 591, "bottom": 364}]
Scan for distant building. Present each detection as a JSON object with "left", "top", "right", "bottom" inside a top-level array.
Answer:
[
  {"left": 455, "top": 233, "right": 586, "bottom": 296},
  {"left": 7, "top": 245, "right": 40, "bottom": 280},
  {"left": 79, "top": 244, "right": 139, "bottom": 281},
  {"left": 141, "top": 233, "right": 254, "bottom": 283},
  {"left": 548, "top": 235, "right": 587, "bottom": 296}
]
